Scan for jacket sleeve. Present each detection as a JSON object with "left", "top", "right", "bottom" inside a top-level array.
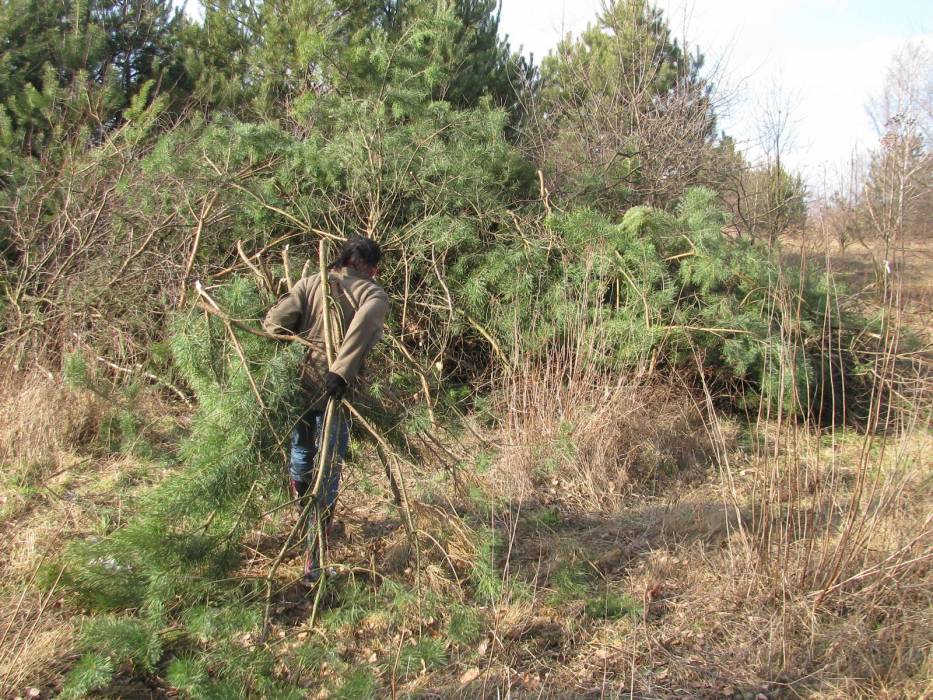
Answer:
[
  {"left": 330, "top": 286, "right": 388, "bottom": 384},
  {"left": 262, "top": 276, "right": 313, "bottom": 336}
]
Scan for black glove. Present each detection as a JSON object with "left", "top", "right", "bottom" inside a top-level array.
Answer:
[{"left": 324, "top": 371, "right": 347, "bottom": 401}]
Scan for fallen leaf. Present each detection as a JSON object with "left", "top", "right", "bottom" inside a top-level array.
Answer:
[
  {"left": 504, "top": 617, "right": 563, "bottom": 642},
  {"left": 459, "top": 667, "right": 481, "bottom": 685}
]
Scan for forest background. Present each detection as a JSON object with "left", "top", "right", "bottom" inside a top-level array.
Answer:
[{"left": 0, "top": 1, "right": 930, "bottom": 698}]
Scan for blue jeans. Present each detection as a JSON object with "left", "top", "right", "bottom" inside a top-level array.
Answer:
[{"left": 290, "top": 408, "right": 350, "bottom": 514}]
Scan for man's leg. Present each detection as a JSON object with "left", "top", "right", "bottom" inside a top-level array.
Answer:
[
  {"left": 318, "top": 409, "right": 350, "bottom": 530},
  {"left": 303, "top": 408, "right": 350, "bottom": 582},
  {"left": 289, "top": 410, "right": 320, "bottom": 515}
]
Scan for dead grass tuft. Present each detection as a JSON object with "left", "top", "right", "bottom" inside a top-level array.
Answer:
[
  {"left": 491, "top": 360, "right": 721, "bottom": 512},
  {"left": 0, "top": 370, "right": 107, "bottom": 475}
]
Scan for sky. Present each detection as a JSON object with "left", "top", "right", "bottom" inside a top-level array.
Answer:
[{"left": 498, "top": 0, "right": 932, "bottom": 186}]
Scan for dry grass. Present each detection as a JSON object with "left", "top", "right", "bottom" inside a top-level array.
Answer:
[
  {"left": 618, "top": 426, "right": 932, "bottom": 698},
  {"left": 786, "top": 227, "right": 933, "bottom": 341},
  {"left": 0, "top": 232, "right": 930, "bottom": 698},
  {"left": 456, "top": 371, "right": 932, "bottom": 698},
  {"left": 0, "top": 615, "right": 76, "bottom": 699},
  {"left": 0, "top": 371, "right": 107, "bottom": 479},
  {"left": 0, "top": 370, "right": 172, "bottom": 697},
  {"left": 459, "top": 255, "right": 932, "bottom": 696},
  {"left": 0, "top": 366, "right": 928, "bottom": 697},
  {"left": 490, "top": 355, "right": 721, "bottom": 513}
]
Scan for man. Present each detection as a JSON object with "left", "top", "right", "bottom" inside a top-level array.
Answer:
[{"left": 263, "top": 235, "right": 388, "bottom": 583}]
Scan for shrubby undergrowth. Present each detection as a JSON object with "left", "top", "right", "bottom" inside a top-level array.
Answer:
[
  {"left": 2, "top": 1, "right": 926, "bottom": 697},
  {"left": 51, "top": 278, "right": 308, "bottom": 695},
  {"left": 58, "top": 279, "right": 299, "bottom": 607},
  {"left": 0, "top": 0, "right": 878, "bottom": 423},
  {"left": 453, "top": 187, "right": 873, "bottom": 417}
]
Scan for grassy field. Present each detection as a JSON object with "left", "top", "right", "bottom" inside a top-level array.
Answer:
[{"left": 0, "top": 231, "right": 930, "bottom": 699}]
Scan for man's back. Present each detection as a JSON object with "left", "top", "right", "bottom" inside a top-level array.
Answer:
[{"left": 263, "top": 267, "right": 388, "bottom": 400}]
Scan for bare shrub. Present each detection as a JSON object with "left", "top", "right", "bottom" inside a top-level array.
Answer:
[{"left": 0, "top": 104, "right": 227, "bottom": 372}]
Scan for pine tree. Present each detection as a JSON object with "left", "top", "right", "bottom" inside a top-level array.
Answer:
[
  {"left": 58, "top": 277, "right": 304, "bottom": 612},
  {"left": 449, "top": 186, "right": 870, "bottom": 417},
  {"left": 92, "top": 0, "right": 185, "bottom": 112},
  {"left": 530, "top": 0, "right": 716, "bottom": 210},
  {"left": 412, "top": 0, "right": 535, "bottom": 121},
  {"left": 181, "top": 0, "right": 259, "bottom": 113},
  {"left": 0, "top": 0, "right": 187, "bottom": 171}
]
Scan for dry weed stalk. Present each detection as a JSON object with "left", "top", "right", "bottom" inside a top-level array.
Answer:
[
  {"left": 670, "top": 235, "right": 933, "bottom": 696},
  {"left": 490, "top": 295, "right": 716, "bottom": 513},
  {"left": 496, "top": 359, "right": 713, "bottom": 512}
]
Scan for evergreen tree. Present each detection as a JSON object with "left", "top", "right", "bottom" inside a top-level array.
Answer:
[
  {"left": 529, "top": 0, "right": 716, "bottom": 211},
  {"left": 416, "top": 0, "right": 536, "bottom": 121},
  {"left": 59, "top": 278, "right": 303, "bottom": 612},
  {"left": 0, "top": 0, "right": 105, "bottom": 159},
  {"left": 180, "top": 0, "right": 535, "bottom": 122},
  {"left": 180, "top": 0, "right": 257, "bottom": 114},
  {"left": 0, "top": 0, "right": 186, "bottom": 169},
  {"left": 92, "top": 0, "right": 185, "bottom": 111},
  {"left": 448, "top": 187, "right": 869, "bottom": 417}
]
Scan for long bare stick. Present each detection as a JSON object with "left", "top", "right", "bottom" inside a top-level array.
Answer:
[
  {"left": 318, "top": 240, "right": 336, "bottom": 367},
  {"left": 261, "top": 477, "right": 321, "bottom": 638},
  {"left": 340, "top": 402, "right": 417, "bottom": 540},
  {"left": 179, "top": 192, "right": 218, "bottom": 308},
  {"left": 282, "top": 244, "right": 294, "bottom": 291},
  {"left": 237, "top": 240, "right": 275, "bottom": 293},
  {"left": 307, "top": 239, "right": 340, "bottom": 625}
]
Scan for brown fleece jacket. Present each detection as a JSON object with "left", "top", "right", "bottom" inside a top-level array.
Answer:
[{"left": 262, "top": 267, "right": 388, "bottom": 406}]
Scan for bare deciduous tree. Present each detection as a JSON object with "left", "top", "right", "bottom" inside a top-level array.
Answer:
[
  {"left": 521, "top": 0, "right": 719, "bottom": 212},
  {"left": 863, "top": 41, "right": 932, "bottom": 255},
  {"left": 823, "top": 151, "right": 866, "bottom": 253},
  {"left": 710, "top": 84, "right": 807, "bottom": 245}
]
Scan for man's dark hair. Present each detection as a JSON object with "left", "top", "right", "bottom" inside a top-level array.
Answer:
[{"left": 330, "top": 235, "right": 382, "bottom": 270}]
